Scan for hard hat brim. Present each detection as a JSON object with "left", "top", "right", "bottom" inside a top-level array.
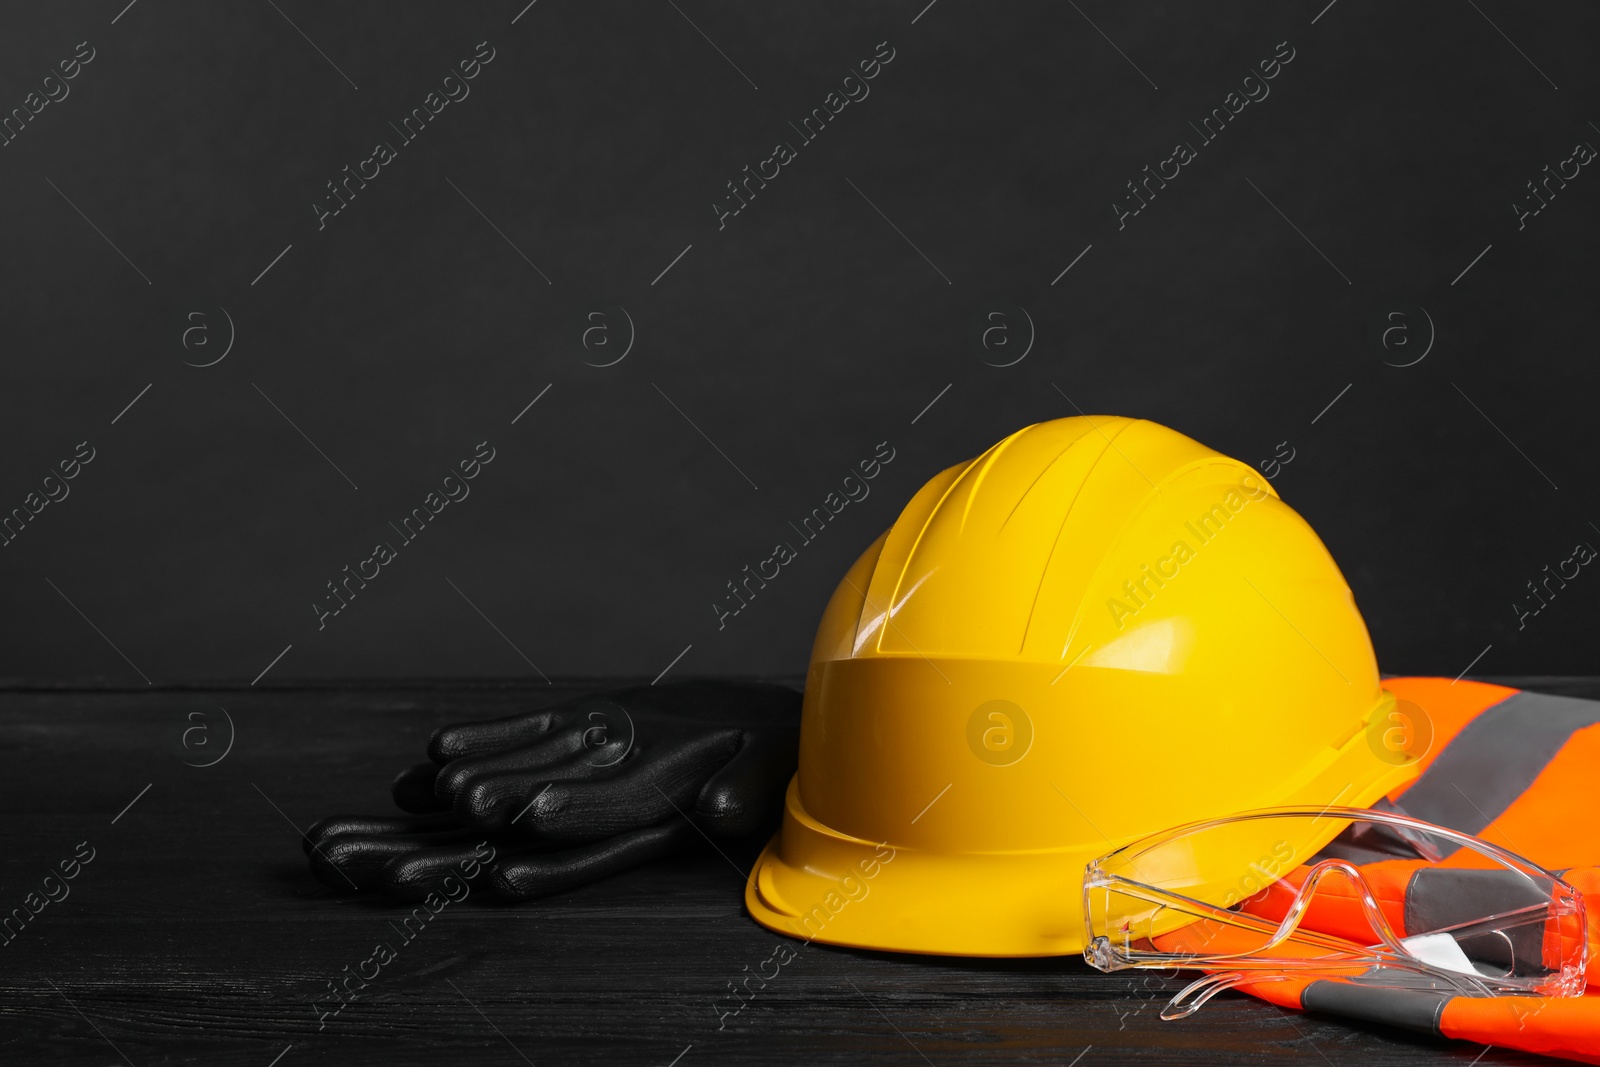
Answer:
[{"left": 745, "top": 750, "right": 1419, "bottom": 957}]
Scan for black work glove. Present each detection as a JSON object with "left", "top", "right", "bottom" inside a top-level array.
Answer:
[{"left": 303, "top": 681, "right": 801, "bottom": 902}]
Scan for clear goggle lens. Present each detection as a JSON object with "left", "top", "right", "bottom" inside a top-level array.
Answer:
[{"left": 1082, "top": 807, "right": 1586, "bottom": 1019}]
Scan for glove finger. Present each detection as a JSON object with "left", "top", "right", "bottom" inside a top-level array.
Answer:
[
  {"left": 518, "top": 729, "right": 744, "bottom": 841},
  {"left": 303, "top": 811, "right": 460, "bottom": 856},
  {"left": 392, "top": 762, "right": 447, "bottom": 813},
  {"left": 309, "top": 826, "right": 486, "bottom": 891},
  {"left": 490, "top": 818, "right": 699, "bottom": 901},
  {"left": 695, "top": 725, "right": 800, "bottom": 837},
  {"left": 428, "top": 707, "right": 565, "bottom": 763},
  {"left": 451, "top": 747, "right": 624, "bottom": 833},
  {"left": 428, "top": 695, "right": 642, "bottom": 764},
  {"left": 380, "top": 839, "right": 508, "bottom": 903},
  {"left": 433, "top": 721, "right": 623, "bottom": 806}
]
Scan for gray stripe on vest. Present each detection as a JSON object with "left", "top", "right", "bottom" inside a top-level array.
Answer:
[
  {"left": 1300, "top": 979, "right": 1449, "bottom": 1035},
  {"left": 1406, "top": 868, "right": 1550, "bottom": 973},
  {"left": 1315, "top": 798, "right": 1446, "bottom": 865},
  {"left": 1396, "top": 691, "right": 1600, "bottom": 835}
]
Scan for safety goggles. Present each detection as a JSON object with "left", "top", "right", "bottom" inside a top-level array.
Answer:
[{"left": 1082, "top": 807, "right": 1587, "bottom": 1019}]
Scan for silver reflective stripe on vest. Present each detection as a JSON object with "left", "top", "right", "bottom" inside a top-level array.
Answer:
[
  {"left": 1405, "top": 867, "right": 1550, "bottom": 972},
  {"left": 1396, "top": 691, "right": 1600, "bottom": 835},
  {"left": 1300, "top": 978, "right": 1450, "bottom": 1035}
]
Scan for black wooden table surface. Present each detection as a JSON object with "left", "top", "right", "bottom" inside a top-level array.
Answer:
[{"left": 3, "top": 678, "right": 1590, "bottom": 1066}]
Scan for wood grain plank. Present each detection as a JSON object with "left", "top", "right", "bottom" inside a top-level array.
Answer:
[{"left": 0, "top": 683, "right": 1565, "bottom": 1065}]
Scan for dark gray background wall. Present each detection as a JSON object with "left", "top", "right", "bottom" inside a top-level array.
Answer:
[{"left": 1, "top": 1, "right": 1595, "bottom": 685}]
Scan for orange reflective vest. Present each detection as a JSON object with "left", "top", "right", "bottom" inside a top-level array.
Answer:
[{"left": 1162, "top": 678, "right": 1600, "bottom": 1063}]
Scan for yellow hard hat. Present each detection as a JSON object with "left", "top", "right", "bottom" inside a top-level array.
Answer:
[{"left": 744, "top": 416, "right": 1419, "bottom": 956}]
